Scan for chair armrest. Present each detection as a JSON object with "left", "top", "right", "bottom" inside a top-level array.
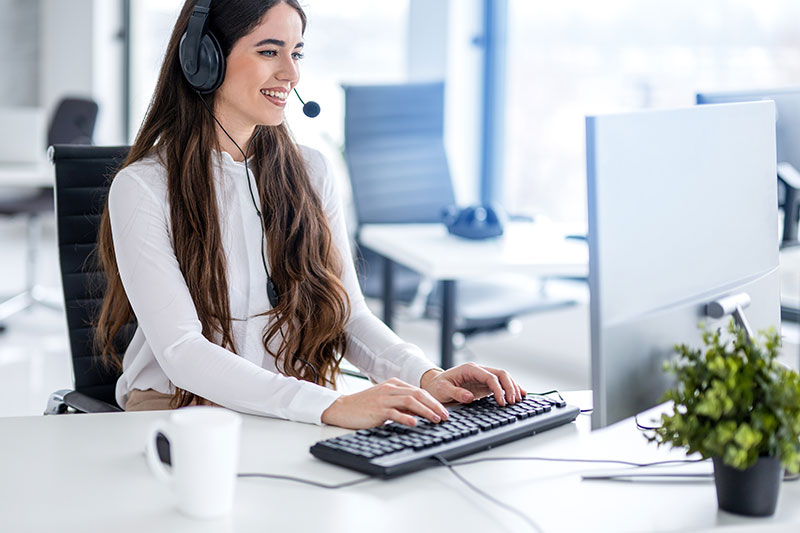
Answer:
[{"left": 45, "top": 389, "right": 122, "bottom": 414}]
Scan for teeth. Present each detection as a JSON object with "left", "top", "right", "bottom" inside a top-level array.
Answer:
[{"left": 260, "top": 89, "right": 287, "bottom": 100}]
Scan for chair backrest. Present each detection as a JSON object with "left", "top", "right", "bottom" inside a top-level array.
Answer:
[
  {"left": 51, "top": 144, "right": 133, "bottom": 407},
  {"left": 48, "top": 98, "right": 99, "bottom": 146},
  {"left": 343, "top": 81, "right": 456, "bottom": 225}
]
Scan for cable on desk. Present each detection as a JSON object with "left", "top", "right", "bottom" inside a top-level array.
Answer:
[
  {"left": 433, "top": 455, "right": 543, "bottom": 533},
  {"left": 530, "top": 389, "right": 592, "bottom": 415},
  {"left": 634, "top": 414, "right": 661, "bottom": 431},
  {"left": 585, "top": 471, "right": 800, "bottom": 482},
  {"left": 237, "top": 472, "right": 371, "bottom": 489},
  {"left": 582, "top": 472, "right": 713, "bottom": 481},
  {"left": 450, "top": 456, "right": 707, "bottom": 469}
]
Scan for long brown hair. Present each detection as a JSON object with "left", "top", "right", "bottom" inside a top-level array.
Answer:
[{"left": 95, "top": 0, "right": 350, "bottom": 407}]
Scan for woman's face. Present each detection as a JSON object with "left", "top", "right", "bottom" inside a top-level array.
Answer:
[{"left": 215, "top": 2, "right": 304, "bottom": 130}]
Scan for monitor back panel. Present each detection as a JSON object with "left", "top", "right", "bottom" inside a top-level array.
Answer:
[
  {"left": 586, "top": 101, "right": 780, "bottom": 429},
  {"left": 697, "top": 88, "right": 800, "bottom": 170}
]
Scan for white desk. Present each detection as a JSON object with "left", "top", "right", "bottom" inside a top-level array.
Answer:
[
  {"left": 358, "top": 221, "right": 588, "bottom": 367},
  {"left": 0, "top": 161, "right": 54, "bottom": 188},
  {"left": 2, "top": 391, "right": 798, "bottom": 532}
]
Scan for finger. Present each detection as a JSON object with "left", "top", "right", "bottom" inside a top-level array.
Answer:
[
  {"left": 464, "top": 364, "right": 506, "bottom": 406},
  {"left": 439, "top": 380, "right": 476, "bottom": 404},
  {"left": 484, "top": 367, "right": 517, "bottom": 404},
  {"left": 392, "top": 394, "right": 443, "bottom": 424},
  {"left": 385, "top": 408, "right": 418, "bottom": 427},
  {"left": 385, "top": 381, "right": 449, "bottom": 420},
  {"left": 411, "top": 388, "right": 449, "bottom": 420}
]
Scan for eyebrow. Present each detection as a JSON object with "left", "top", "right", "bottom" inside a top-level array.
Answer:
[{"left": 254, "top": 38, "right": 304, "bottom": 49}]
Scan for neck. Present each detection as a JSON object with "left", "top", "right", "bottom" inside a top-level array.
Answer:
[{"left": 212, "top": 108, "right": 256, "bottom": 162}]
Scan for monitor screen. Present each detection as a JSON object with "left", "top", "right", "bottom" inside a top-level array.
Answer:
[{"left": 586, "top": 101, "right": 781, "bottom": 429}]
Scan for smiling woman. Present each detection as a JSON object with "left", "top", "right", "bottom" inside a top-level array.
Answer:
[
  {"left": 94, "top": 0, "right": 526, "bottom": 429},
  {"left": 213, "top": 3, "right": 305, "bottom": 142}
]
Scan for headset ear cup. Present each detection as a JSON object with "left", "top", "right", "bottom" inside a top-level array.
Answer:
[{"left": 180, "top": 31, "right": 226, "bottom": 93}]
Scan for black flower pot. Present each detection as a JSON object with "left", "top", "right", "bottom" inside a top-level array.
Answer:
[{"left": 713, "top": 456, "right": 782, "bottom": 516}]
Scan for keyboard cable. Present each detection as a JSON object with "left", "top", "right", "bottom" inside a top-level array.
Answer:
[
  {"left": 433, "top": 455, "right": 544, "bottom": 533},
  {"left": 237, "top": 472, "right": 371, "bottom": 489}
]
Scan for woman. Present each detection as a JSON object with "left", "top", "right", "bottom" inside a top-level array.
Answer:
[{"left": 96, "top": 0, "right": 526, "bottom": 428}]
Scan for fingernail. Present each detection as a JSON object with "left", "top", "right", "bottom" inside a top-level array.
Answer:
[
  {"left": 463, "top": 393, "right": 471, "bottom": 402},
  {"left": 433, "top": 415, "right": 441, "bottom": 423}
]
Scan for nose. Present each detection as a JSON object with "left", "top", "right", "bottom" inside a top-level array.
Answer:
[{"left": 275, "top": 53, "right": 299, "bottom": 84}]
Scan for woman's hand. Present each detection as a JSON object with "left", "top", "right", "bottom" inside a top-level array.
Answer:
[
  {"left": 419, "top": 362, "right": 526, "bottom": 406},
  {"left": 321, "top": 378, "right": 450, "bottom": 429}
]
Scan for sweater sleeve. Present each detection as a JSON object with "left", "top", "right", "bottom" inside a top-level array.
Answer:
[
  {"left": 305, "top": 148, "right": 440, "bottom": 386},
  {"left": 108, "top": 168, "right": 341, "bottom": 424}
]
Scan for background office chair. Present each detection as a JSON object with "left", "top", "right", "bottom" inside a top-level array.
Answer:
[
  {"left": 342, "top": 81, "right": 575, "bottom": 344},
  {"left": 0, "top": 97, "right": 99, "bottom": 331},
  {"left": 45, "top": 144, "right": 131, "bottom": 414}
]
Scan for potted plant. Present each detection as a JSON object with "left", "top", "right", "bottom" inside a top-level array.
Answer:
[{"left": 648, "top": 319, "right": 800, "bottom": 516}]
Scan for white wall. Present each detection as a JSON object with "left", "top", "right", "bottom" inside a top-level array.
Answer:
[
  {"left": 39, "top": 0, "right": 94, "bottom": 119},
  {"left": 39, "top": 0, "right": 124, "bottom": 145},
  {"left": 0, "top": 0, "right": 39, "bottom": 107}
]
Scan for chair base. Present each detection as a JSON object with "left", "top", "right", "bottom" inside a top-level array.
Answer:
[{"left": 0, "top": 285, "right": 63, "bottom": 325}]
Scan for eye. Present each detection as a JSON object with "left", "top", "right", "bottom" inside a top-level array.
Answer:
[
  {"left": 258, "top": 50, "right": 277, "bottom": 58},
  {"left": 292, "top": 52, "right": 305, "bottom": 60}
]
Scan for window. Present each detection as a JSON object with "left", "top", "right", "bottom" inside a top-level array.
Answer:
[{"left": 504, "top": 0, "right": 800, "bottom": 226}]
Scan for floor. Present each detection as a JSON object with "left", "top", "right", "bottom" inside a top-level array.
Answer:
[{"left": 0, "top": 214, "right": 798, "bottom": 418}]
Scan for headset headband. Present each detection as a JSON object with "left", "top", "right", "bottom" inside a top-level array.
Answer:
[{"left": 182, "top": 0, "right": 214, "bottom": 75}]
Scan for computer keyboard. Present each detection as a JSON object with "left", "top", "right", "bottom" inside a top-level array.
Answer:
[{"left": 310, "top": 395, "right": 580, "bottom": 478}]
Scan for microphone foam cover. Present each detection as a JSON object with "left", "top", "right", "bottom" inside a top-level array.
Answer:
[{"left": 303, "top": 101, "right": 321, "bottom": 118}]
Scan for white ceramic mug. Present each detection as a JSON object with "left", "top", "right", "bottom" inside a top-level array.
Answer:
[{"left": 145, "top": 406, "right": 242, "bottom": 519}]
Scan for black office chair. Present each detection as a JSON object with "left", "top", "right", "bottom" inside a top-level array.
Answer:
[
  {"left": 45, "top": 145, "right": 132, "bottom": 414},
  {"left": 342, "top": 81, "right": 576, "bottom": 343},
  {"left": 0, "top": 97, "right": 99, "bottom": 330}
]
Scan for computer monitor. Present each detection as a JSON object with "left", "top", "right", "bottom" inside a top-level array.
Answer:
[
  {"left": 697, "top": 88, "right": 800, "bottom": 245},
  {"left": 586, "top": 101, "right": 781, "bottom": 429},
  {"left": 696, "top": 88, "right": 800, "bottom": 172}
]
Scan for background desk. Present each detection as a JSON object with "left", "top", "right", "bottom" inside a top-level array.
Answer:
[
  {"left": 2, "top": 391, "right": 799, "bottom": 532},
  {"left": 359, "top": 221, "right": 588, "bottom": 368},
  {"left": 0, "top": 161, "right": 53, "bottom": 188}
]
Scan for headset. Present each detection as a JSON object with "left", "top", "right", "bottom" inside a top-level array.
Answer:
[
  {"left": 179, "top": 0, "right": 225, "bottom": 94},
  {"left": 178, "top": 0, "right": 320, "bottom": 382}
]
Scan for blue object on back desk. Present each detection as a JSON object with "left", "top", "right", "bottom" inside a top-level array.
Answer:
[{"left": 442, "top": 204, "right": 505, "bottom": 240}]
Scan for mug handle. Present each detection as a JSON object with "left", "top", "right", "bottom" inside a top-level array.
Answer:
[{"left": 145, "top": 420, "right": 173, "bottom": 484}]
